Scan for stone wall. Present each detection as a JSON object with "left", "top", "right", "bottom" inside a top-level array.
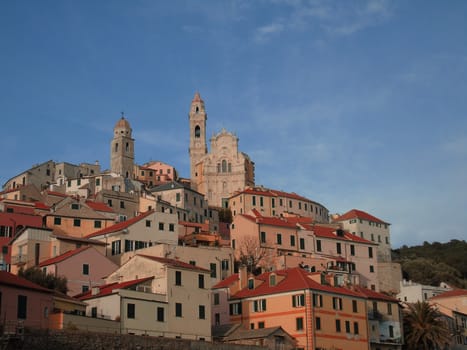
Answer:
[{"left": 6, "top": 328, "right": 265, "bottom": 350}]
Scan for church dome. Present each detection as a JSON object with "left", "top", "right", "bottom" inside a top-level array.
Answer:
[{"left": 114, "top": 116, "right": 132, "bottom": 136}]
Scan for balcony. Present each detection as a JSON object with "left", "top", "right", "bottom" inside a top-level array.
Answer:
[{"left": 10, "top": 254, "right": 28, "bottom": 265}]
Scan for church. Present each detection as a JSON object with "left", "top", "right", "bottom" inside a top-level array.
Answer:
[{"left": 188, "top": 92, "right": 255, "bottom": 208}]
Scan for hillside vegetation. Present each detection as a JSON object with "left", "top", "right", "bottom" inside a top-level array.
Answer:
[{"left": 392, "top": 239, "right": 467, "bottom": 288}]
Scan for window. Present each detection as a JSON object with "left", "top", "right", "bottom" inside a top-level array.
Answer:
[
  {"left": 258, "top": 321, "right": 265, "bottom": 329},
  {"left": 107, "top": 199, "right": 113, "bottom": 207},
  {"left": 336, "top": 242, "right": 342, "bottom": 254},
  {"left": 214, "top": 293, "right": 220, "bottom": 305},
  {"left": 313, "top": 294, "right": 323, "bottom": 307},
  {"left": 316, "top": 240, "right": 322, "bottom": 252},
  {"left": 352, "top": 300, "right": 358, "bottom": 313},
  {"left": 146, "top": 220, "right": 151, "bottom": 227},
  {"left": 345, "top": 320, "right": 351, "bottom": 333},
  {"left": 198, "top": 274, "right": 205, "bottom": 289},
  {"left": 354, "top": 322, "right": 359, "bottom": 334},
  {"left": 210, "top": 263, "right": 217, "bottom": 278},
  {"left": 276, "top": 233, "right": 282, "bottom": 245},
  {"left": 91, "top": 307, "right": 97, "bottom": 318},
  {"left": 94, "top": 220, "right": 101, "bottom": 228},
  {"left": 229, "top": 302, "right": 242, "bottom": 315},
  {"left": 124, "top": 239, "right": 133, "bottom": 252},
  {"left": 127, "top": 303, "right": 135, "bottom": 319},
  {"left": 370, "top": 265, "right": 374, "bottom": 273},
  {"left": 333, "top": 297, "right": 343, "bottom": 310},
  {"left": 157, "top": 307, "right": 164, "bottom": 322},
  {"left": 221, "top": 259, "right": 229, "bottom": 271},
  {"left": 175, "top": 271, "right": 182, "bottom": 286},
  {"left": 253, "top": 299, "right": 267, "bottom": 312},
  {"left": 111, "top": 240, "right": 121, "bottom": 255},
  {"left": 17, "top": 295, "right": 27, "bottom": 319},
  {"left": 169, "top": 223, "right": 175, "bottom": 232},
  {"left": 120, "top": 201, "right": 125, "bottom": 209},
  {"left": 271, "top": 198, "right": 275, "bottom": 208},
  {"left": 176, "top": 192, "right": 181, "bottom": 202},
  {"left": 260, "top": 231, "right": 266, "bottom": 243},
  {"left": 73, "top": 219, "right": 81, "bottom": 227},
  {"left": 53, "top": 216, "right": 62, "bottom": 225},
  {"left": 292, "top": 294, "right": 305, "bottom": 307},
  {"left": 96, "top": 178, "right": 100, "bottom": 186},
  {"left": 290, "top": 235, "right": 296, "bottom": 246},
  {"left": 199, "top": 305, "right": 206, "bottom": 319},
  {"left": 82, "top": 285, "right": 89, "bottom": 293},
  {"left": 299, "top": 238, "right": 305, "bottom": 250},
  {"left": 248, "top": 278, "right": 254, "bottom": 289},
  {"left": 369, "top": 247, "right": 373, "bottom": 258},
  {"left": 252, "top": 196, "right": 256, "bottom": 206},
  {"left": 389, "top": 325, "right": 394, "bottom": 338},
  {"left": 82, "top": 264, "right": 89, "bottom": 275},
  {"left": 269, "top": 274, "right": 276, "bottom": 286},
  {"left": 296, "top": 317, "right": 304, "bottom": 331},
  {"left": 387, "top": 303, "right": 392, "bottom": 315},
  {"left": 350, "top": 244, "right": 355, "bottom": 256},
  {"left": 175, "top": 303, "right": 182, "bottom": 317},
  {"left": 335, "top": 319, "right": 341, "bottom": 332},
  {"left": 71, "top": 203, "right": 79, "bottom": 210},
  {"left": 316, "top": 317, "right": 321, "bottom": 330}
]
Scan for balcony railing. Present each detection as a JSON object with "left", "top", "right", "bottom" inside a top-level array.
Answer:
[{"left": 10, "top": 254, "right": 28, "bottom": 265}]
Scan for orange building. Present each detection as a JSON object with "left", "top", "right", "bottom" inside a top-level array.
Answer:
[{"left": 213, "top": 267, "right": 371, "bottom": 350}]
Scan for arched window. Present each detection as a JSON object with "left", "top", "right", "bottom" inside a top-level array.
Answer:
[
  {"left": 125, "top": 171, "right": 129, "bottom": 178},
  {"left": 115, "top": 143, "right": 119, "bottom": 152},
  {"left": 126, "top": 142, "right": 129, "bottom": 151},
  {"left": 195, "top": 125, "right": 201, "bottom": 138},
  {"left": 195, "top": 106, "right": 199, "bottom": 113},
  {"left": 222, "top": 160, "right": 227, "bottom": 173}
]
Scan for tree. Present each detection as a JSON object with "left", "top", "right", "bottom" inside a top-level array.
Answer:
[
  {"left": 18, "top": 266, "right": 68, "bottom": 294},
  {"left": 403, "top": 301, "right": 451, "bottom": 350},
  {"left": 235, "top": 236, "right": 268, "bottom": 275}
]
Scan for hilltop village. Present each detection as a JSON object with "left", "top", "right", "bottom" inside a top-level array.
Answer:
[{"left": 1, "top": 93, "right": 465, "bottom": 350}]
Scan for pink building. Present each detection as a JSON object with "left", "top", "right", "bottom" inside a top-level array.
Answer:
[
  {"left": 0, "top": 271, "right": 53, "bottom": 331},
  {"left": 39, "top": 246, "right": 118, "bottom": 296}
]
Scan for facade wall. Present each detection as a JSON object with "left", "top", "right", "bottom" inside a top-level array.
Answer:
[
  {"left": 96, "top": 189, "right": 139, "bottom": 221},
  {"left": 46, "top": 214, "right": 114, "bottom": 238},
  {"left": 3, "top": 160, "right": 55, "bottom": 191},
  {"left": 0, "top": 284, "right": 53, "bottom": 329},
  {"left": 135, "top": 161, "right": 178, "bottom": 187},
  {"left": 10, "top": 228, "right": 53, "bottom": 274},
  {"left": 367, "top": 299, "right": 403, "bottom": 348},
  {"left": 398, "top": 280, "right": 452, "bottom": 303},
  {"left": 229, "top": 189, "right": 329, "bottom": 224},
  {"left": 43, "top": 247, "right": 118, "bottom": 296}
]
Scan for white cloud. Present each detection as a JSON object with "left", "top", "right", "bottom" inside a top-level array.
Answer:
[{"left": 254, "top": 22, "right": 285, "bottom": 42}]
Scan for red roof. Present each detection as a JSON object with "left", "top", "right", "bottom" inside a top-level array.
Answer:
[
  {"left": 76, "top": 276, "right": 154, "bottom": 300},
  {"left": 430, "top": 289, "right": 467, "bottom": 300},
  {"left": 233, "top": 187, "right": 313, "bottom": 203},
  {"left": 137, "top": 255, "right": 210, "bottom": 273},
  {"left": 213, "top": 273, "right": 240, "bottom": 289},
  {"left": 334, "top": 209, "right": 388, "bottom": 224},
  {"left": 308, "top": 224, "right": 374, "bottom": 244},
  {"left": 34, "top": 202, "right": 50, "bottom": 210},
  {"left": 232, "top": 268, "right": 364, "bottom": 299},
  {"left": 85, "top": 210, "right": 154, "bottom": 238},
  {"left": 85, "top": 201, "right": 114, "bottom": 213},
  {"left": 39, "top": 246, "right": 91, "bottom": 267},
  {"left": 0, "top": 271, "right": 53, "bottom": 293},
  {"left": 241, "top": 210, "right": 298, "bottom": 229},
  {"left": 46, "top": 190, "right": 69, "bottom": 198},
  {"left": 353, "top": 285, "right": 399, "bottom": 302}
]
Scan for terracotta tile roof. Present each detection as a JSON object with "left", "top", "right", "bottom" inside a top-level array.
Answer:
[
  {"left": 300, "top": 224, "right": 374, "bottom": 244},
  {"left": 34, "top": 202, "right": 50, "bottom": 210},
  {"left": 39, "top": 246, "right": 91, "bottom": 267},
  {"left": 213, "top": 273, "right": 240, "bottom": 289},
  {"left": 352, "top": 285, "right": 399, "bottom": 302},
  {"left": 0, "top": 271, "right": 53, "bottom": 293},
  {"left": 232, "top": 267, "right": 364, "bottom": 299},
  {"left": 76, "top": 276, "right": 154, "bottom": 300},
  {"left": 241, "top": 211, "right": 298, "bottom": 229},
  {"left": 52, "top": 232, "right": 108, "bottom": 246},
  {"left": 46, "top": 190, "right": 69, "bottom": 198},
  {"left": 430, "top": 289, "right": 467, "bottom": 300},
  {"left": 137, "top": 254, "right": 210, "bottom": 273},
  {"left": 334, "top": 209, "right": 388, "bottom": 224},
  {"left": 85, "top": 210, "right": 154, "bottom": 238},
  {"left": 85, "top": 201, "right": 114, "bottom": 213}
]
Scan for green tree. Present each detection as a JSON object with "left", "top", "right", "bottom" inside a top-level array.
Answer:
[
  {"left": 403, "top": 301, "right": 451, "bottom": 350},
  {"left": 18, "top": 266, "right": 68, "bottom": 294}
]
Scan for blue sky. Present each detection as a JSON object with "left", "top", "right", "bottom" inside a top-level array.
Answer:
[{"left": 1, "top": 0, "right": 466, "bottom": 248}]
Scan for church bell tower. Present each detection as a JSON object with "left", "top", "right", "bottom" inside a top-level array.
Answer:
[
  {"left": 110, "top": 115, "right": 135, "bottom": 179},
  {"left": 189, "top": 92, "right": 208, "bottom": 186}
]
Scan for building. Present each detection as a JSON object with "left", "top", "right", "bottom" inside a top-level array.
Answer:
[
  {"left": 78, "top": 254, "right": 212, "bottom": 340},
  {"left": 230, "top": 209, "right": 379, "bottom": 290},
  {"left": 189, "top": 92, "right": 255, "bottom": 207},
  {"left": 333, "top": 209, "right": 391, "bottom": 263},
  {"left": 84, "top": 209, "right": 178, "bottom": 264},
  {"left": 2, "top": 160, "right": 56, "bottom": 192},
  {"left": 229, "top": 186, "right": 329, "bottom": 223},
  {"left": 135, "top": 161, "right": 178, "bottom": 188},
  {"left": 110, "top": 116, "right": 135, "bottom": 179},
  {"left": 0, "top": 271, "right": 54, "bottom": 331},
  {"left": 397, "top": 279, "right": 452, "bottom": 303},
  {"left": 39, "top": 246, "right": 118, "bottom": 296},
  {"left": 213, "top": 266, "right": 371, "bottom": 350}
]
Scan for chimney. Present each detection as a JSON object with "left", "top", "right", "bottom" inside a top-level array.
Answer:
[{"left": 239, "top": 265, "right": 248, "bottom": 289}]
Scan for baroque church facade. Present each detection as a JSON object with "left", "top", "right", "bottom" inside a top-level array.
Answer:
[{"left": 189, "top": 92, "right": 255, "bottom": 208}]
